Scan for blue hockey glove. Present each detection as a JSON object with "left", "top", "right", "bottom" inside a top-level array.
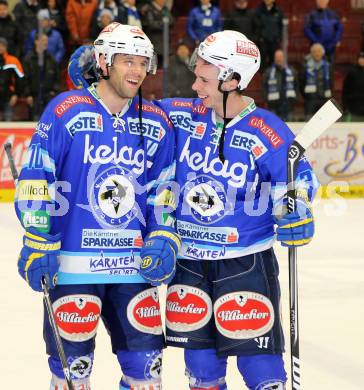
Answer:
[
  {"left": 18, "top": 227, "right": 61, "bottom": 292},
  {"left": 275, "top": 198, "right": 314, "bottom": 247},
  {"left": 68, "top": 45, "right": 97, "bottom": 89},
  {"left": 140, "top": 230, "right": 181, "bottom": 286}
]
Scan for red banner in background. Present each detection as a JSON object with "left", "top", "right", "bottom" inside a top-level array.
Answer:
[{"left": 0, "top": 125, "right": 35, "bottom": 192}]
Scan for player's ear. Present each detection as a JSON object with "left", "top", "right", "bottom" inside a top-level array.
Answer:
[{"left": 98, "top": 54, "right": 108, "bottom": 75}]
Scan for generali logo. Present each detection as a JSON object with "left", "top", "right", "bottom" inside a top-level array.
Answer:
[
  {"left": 54, "top": 95, "right": 95, "bottom": 118},
  {"left": 248, "top": 117, "right": 283, "bottom": 148}
]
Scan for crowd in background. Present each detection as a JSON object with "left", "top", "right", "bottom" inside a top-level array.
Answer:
[{"left": 0, "top": 0, "right": 363, "bottom": 121}]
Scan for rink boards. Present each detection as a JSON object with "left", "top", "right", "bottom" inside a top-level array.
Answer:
[{"left": 1, "top": 121, "right": 364, "bottom": 201}]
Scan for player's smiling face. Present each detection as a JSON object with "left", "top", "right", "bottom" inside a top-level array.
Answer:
[
  {"left": 108, "top": 53, "right": 148, "bottom": 98},
  {"left": 192, "top": 57, "right": 223, "bottom": 111}
]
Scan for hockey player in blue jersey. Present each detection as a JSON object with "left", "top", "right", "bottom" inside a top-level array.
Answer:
[
  {"left": 68, "top": 30, "right": 318, "bottom": 390},
  {"left": 15, "top": 23, "right": 180, "bottom": 390}
]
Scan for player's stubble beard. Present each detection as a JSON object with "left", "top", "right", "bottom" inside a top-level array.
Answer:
[{"left": 108, "top": 66, "right": 145, "bottom": 100}]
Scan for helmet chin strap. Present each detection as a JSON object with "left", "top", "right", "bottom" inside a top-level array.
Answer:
[{"left": 218, "top": 80, "right": 229, "bottom": 163}]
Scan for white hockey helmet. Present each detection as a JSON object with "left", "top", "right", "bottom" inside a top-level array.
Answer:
[
  {"left": 94, "top": 22, "right": 157, "bottom": 74},
  {"left": 192, "top": 30, "right": 261, "bottom": 90}
]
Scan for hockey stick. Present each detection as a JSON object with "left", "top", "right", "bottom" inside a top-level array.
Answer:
[
  {"left": 3, "top": 142, "right": 75, "bottom": 390},
  {"left": 287, "top": 98, "right": 342, "bottom": 389}
]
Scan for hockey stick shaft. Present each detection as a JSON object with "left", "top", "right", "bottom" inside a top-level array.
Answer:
[
  {"left": 286, "top": 98, "right": 342, "bottom": 390},
  {"left": 3, "top": 142, "right": 75, "bottom": 390}
]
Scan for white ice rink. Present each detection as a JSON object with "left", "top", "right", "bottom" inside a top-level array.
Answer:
[{"left": 1, "top": 199, "right": 363, "bottom": 389}]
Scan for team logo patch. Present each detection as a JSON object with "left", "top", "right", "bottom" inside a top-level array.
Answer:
[
  {"left": 69, "top": 354, "right": 93, "bottom": 379},
  {"left": 166, "top": 285, "right": 212, "bottom": 332},
  {"left": 183, "top": 175, "right": 226, "bottom": 225},
  {"left": 89, "top": 167, "right": 139, "bottom": 228},
  {"left": 145, "top": 351, "right": 163, "bottom": 379},
  {"left": 52, "top": 295, "right": 101, "bottom": 342},
  {"left": 214, "top": 292, "right": 274, "bottom": 339},
  {"left": 127, "top": 288, "right": 163, "bottom": 335}
]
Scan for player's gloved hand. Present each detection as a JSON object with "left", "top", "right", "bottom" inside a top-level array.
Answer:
[
  {"left": 68, "top": 45, "right": 97, "bottom": 89},
  {"left": 140, "top": 229, "right": 181, "bottom": 286},
  {"left": 275, "top": 198, "right": 314, "bottom": 247},
  {"left": 18, "top": 227, "right": 61, "bottom": 292}
]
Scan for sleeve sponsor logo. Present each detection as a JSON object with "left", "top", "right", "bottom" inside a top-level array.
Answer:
[
  {"left": 236, "top": 40, "right": 259, "bottom": 58},
  {"left": 248, "top": 117, "right": 283, "bottom": 148},
  {"left": 137, "top": 103, "right": 172, "bottom": 127},
  {"left": 214, "top": 291, "right": 274, "bottom": 339},
  {"left": 35, "top": 122, "right": 52, "bottom": 140},
  {"left": 65, "top": 112, "right": 103, "bottom": 136},
  {"left": 230, "top": 129, "right": 268, "bottom": 159},
  {"left": 52, "top": 294, "right": 101, "bottom": 342},
  {"left": 16, "top": 180, "right": 51, "bottom": 201},
  {"left": 127, "top": 117, "right": 166, "bottom": 141},
  {"left": 21, "top": 210, "right": 50, "bottom": 232},
  {"left": 54, "top": 95, "right": 95, "bottom": 117},
  {"left": 127, "top": 288, "right": 163, "bottom": 335},
  {"left": 172, "top": 100, "right": 193, "bottom": 108},
  {"left": 170, "top": 111, "right": 206, "bottom": 139},
  {"left": 192, "top": 104, "right": 208, "bottom": 115},
  {"left": 166, "top": 285, "right": 212, "bottom": 332},
  {"left": 155, "top": 189, "right": 176, "bottom": 209}
]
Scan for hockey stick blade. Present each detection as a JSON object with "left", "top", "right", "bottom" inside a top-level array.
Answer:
[{"left": 295, "top": 98, "right": 342, "bottom": 151}]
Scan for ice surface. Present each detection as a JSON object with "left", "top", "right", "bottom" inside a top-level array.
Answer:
[{"left": 1, "top": 199, "right": 363, "bottom": 389}]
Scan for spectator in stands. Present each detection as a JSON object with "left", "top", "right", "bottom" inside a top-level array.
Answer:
[
  {"left": 0, "top": 37, "right": 24, "bottom": 121},
  {"left": 168, "top": 40, "right": 195, "bottom": 97},
  {"left": 0, "top": 0, "right": 19, "bottom": 56},
  {"left": 141, "top": 0, "right": 173, "bottom": 67},
  {"left": 119, "top": 0, "right": 142, "bottom": 27},
  {"left": 255, "top": 0, "right": 284, "bottom": 69},
  {"left": 187, "top": 0, "right": 222, "bottom": 45},
  {"left": 263, "top": 48, "right": 298, "bottom": 121},
  {"left": 43, "top": 0, "right": 67, "bottom": 41},
  {"left": 342, "top": 51, "right": 364, "bottom": 121},
  {"left": 22, "top": 33, "right": 60, "bottom": 120},
  {"left": 94, "top": 0, "right": 141, "bottom": 28},
  {"left": 66, "top": 0, "right": 98, "bottom": 48},
  {"left": 24, "top": 9, "right": 65, "bottom": 64},
  {"left": 91, "top": 8, "right": 114, "bottom": 40},
  {"left": 224, "top": 0, "right": 258, "bottom": 42},
  {"left": 304, "top": 0, "right": 343, "bottom": 62},
  {"left": 13, "top": 0, "right": 41, "bottom": 58},
  {"left": 300, "top": 43, "right": 333, "bottom": 119}
]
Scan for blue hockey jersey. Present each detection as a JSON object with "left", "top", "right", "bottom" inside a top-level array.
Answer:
[
  {"left": 15, "top": 85, "right": 176, "bottom": 284},
  {"left": 156, "top": 97, "right": 318, "bottom": 261}
]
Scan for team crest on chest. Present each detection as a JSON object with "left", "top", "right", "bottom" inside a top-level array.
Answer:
[{"left": 183, "top": 174, "right": 226, "bottom": 224}]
